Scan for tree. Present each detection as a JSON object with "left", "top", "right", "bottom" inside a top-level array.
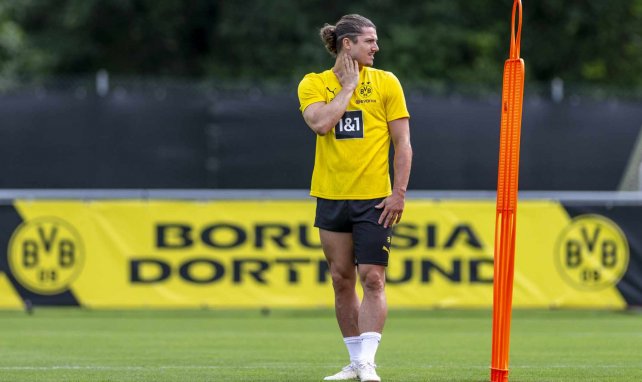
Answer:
[{"left": 1, "top": 0, "right": 641, "bottom": 93}]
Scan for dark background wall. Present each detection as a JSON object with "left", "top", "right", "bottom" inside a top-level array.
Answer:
[{"left": 1, "top": 86, "right": 640, "bottom": 190}]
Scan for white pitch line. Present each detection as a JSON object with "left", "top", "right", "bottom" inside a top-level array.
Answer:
[
  {"left": 0, "top": 364, "right": 335, "bottom": 371},
  {"left": 0, "top": 366, "right": 224, "bottom": 371}
]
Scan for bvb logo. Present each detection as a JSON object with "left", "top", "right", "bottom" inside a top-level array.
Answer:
[
  {"left": 358, "top": 81, "right": 373, "bottom": 98},
  {"left": 555, "top": 214, "right": 629, "bottom": 291},
  {"left": 8, "top": 217, "right": 85, "bottom": 295}
]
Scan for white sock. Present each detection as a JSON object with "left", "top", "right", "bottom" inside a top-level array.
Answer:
[
  {"left": 343, "top": 336, "right": 362, "bottom": 365},
  {"left": 359, "top": 332, "right": 382, "bottom": 364}
]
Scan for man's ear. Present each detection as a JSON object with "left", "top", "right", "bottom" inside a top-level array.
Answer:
[{"left": 341, "top": 37, "right": 351, "bottom": 51}]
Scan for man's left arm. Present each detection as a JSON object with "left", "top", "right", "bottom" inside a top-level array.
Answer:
[{"left": 376, "top": 117, "right": 412, "bottom": 228}]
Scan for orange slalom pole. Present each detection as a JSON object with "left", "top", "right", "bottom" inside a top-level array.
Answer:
[{"left": 490, "top": 1, "right": 525, "bottom": 382}]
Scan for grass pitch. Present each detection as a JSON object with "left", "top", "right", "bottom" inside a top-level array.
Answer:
[{"left": 0, "top": 308, "right": 640, "bottom": 381}]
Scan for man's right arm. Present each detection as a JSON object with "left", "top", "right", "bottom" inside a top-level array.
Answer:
[
  {"left": 302, "top": 87, "right": 354, "bottom": 136},
  {"left": 302, "top": 52, "right": 359, "bottom": 136}
]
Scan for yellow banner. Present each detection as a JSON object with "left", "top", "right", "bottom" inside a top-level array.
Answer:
[{"left": 1, "top": 200, "right": 628, "bottom": 308}]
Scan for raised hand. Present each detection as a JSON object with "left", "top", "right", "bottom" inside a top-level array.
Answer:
[{"left": 333, "top": 52, "right": 360, "bottom": 92}]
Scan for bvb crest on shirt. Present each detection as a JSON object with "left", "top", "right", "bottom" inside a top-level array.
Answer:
[{"left": 358, "top": 81, "right": 373, "bottom": 98}]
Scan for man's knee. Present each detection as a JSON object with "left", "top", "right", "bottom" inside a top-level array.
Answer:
[
  {"left": 331, "top": 268, "right": 356, "bottom": 293},
  {"left": 360, "top": 268, "right": 385, "bottom": 294}
]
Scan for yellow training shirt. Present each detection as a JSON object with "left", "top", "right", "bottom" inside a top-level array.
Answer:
[{"left": 298, "top": 66, "right": 410, "bottom": 200}]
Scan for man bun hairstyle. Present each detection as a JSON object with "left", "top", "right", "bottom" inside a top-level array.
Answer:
[
  {"left": 319, "top": 14, "right": 376, "bottom": 57},
  {"left": 319, "top": 25, "right": 338, "bottom": 56}
]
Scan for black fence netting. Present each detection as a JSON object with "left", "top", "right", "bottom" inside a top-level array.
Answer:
[{"left": 1, "top": 82, "right": 640, "bottom": 190}]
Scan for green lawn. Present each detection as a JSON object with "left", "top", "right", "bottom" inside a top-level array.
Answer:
[{"left": 0, "top": 308, "right": 640, "bottom": 381}]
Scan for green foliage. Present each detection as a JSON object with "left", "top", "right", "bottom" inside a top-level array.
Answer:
[
  {"left": 524, "top": 0, "right": 642, "bottom": 88},
  {"left": 1, "top": 0, "right": 641, "bottom": 91}
]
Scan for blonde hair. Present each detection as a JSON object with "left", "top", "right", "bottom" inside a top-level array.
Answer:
[{"left": 319, "top": 14, "right": 376, "bottom": 57}]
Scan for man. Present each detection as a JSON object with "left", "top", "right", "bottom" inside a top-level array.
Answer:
[{"left": 297, "top": 14, "right": 412, "bottom": 382}]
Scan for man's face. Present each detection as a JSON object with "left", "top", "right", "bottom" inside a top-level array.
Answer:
[{"left": 346, "top": 27, "right": 379, "bottom": 67}]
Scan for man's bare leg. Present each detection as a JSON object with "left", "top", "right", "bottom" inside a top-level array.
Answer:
[
  {"left": 320, "top": 229, "right": 360, "bottom": 337},
  {"left": 356, "top": 263, "right": 386, "bottom": 381},
  {"left": 357, "top": 264, "right": 387, "bottom": 333}
]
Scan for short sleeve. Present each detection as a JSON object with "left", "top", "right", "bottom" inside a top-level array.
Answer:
[
  {"left": 298, "top": 73, "right": 326, "bottom": 113},
  {"left": 383, "top": 72, "right": 410, "bottom": 122}
]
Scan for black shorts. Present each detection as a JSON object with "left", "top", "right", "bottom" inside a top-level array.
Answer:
[{"left": 314, "top": 197, "right": 392, "bottom": 266}]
